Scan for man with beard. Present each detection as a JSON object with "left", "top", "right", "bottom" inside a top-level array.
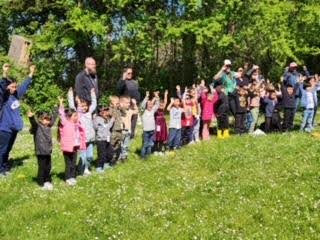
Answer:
[{"left": 75, "top": 57, "right": 99, "bottom": 102}]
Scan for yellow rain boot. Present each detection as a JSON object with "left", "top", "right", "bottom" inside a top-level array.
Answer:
[
  {"left": 223, "top": 129, "right": 230, "bottom": 139},
  {"left": 217, "top": 130, "right": 223, "bottom": 139}
]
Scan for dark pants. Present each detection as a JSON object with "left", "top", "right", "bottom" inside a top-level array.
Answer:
[
  {"left": 63, "top": 151, "right": 77, "bottom": 180},
  {"left": 265, "top": 113, "right": 282, "bottom": 133},
  {"left": 96, "top": 141, "right": 114, "bottom": 168},
  {"left": 130, "top": 114, "right": 138, "bottom": 139},
  {"left": 37, "top": 155, "right": 52, "bottom": 185},
  {"left": 155, "top": 141, "right": 166, "bottom": 152},
  {"left": 217, "top": 113, "right": 229, "bottom": 130},
  {"left": 282, "top": 108, "right": 295, "bottom": 131},
  {"left": 0, "top": 130, "right": 18, "bottom": 174},
  {"left": 235, "top": 112, "right": 247, "bottom": 134},
  {"left": 312, "top": 106, "right": 318, "bottom": 126},
  {"left": 141, "top": 131, "right": 155, "bottom": 158},
  {"left": 228, "top": 93, "right": 237, "bottom": 117},
  {"left": 168, "top": 128, "right": 181, "bottom": 149},
  {"left": 181, "top": 126, "right": 193, "bottom": 145}
]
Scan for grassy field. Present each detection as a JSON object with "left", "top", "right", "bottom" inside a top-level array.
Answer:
[{"left": 0, "top": 118, "right": 320, "bottom": 240}]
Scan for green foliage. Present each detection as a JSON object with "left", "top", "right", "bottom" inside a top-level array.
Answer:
[
  {"left": 1, "top": 0, "right": 320, "bottom": 103},
  {"left": 24, "top": 61, "right": 62, "bottom": 114},
  {"left": 0, "top": 55, "right": 26, "bottom": 81}
]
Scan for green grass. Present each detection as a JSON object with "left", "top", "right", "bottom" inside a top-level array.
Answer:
[{"left": 1, "top": 119, "right": 320, "bottom": 239}]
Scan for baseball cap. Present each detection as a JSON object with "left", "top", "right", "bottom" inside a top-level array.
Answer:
[
  {"left": 289, "top": 62, "right": 298, "bottom": 68},
  {"left": 224, "top": 59, "right": 232, "bottom": 66}
]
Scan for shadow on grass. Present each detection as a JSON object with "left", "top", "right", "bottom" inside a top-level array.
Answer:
[{"left": 8, "top": 155, "right": 30, "bottom": 170}]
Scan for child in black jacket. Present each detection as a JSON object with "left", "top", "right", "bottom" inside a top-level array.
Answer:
[
  {"left": 215, "top": 83, "right": 230, "bottom": 139},
  {"left": 281, "top": 83, "right": 299, "bottom": 131},
  {"left": 235, "top": 87, "right": 249, "bottom": 134},
  {"left": 28, "top": 110, "right": 58, "bottom": 190}
]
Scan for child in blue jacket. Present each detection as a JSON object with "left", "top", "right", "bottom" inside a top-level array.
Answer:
[{"left": 0, "top": 65, "right": 35, "bottom": 176}]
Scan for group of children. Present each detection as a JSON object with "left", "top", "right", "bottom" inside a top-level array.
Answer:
[{"left": 0, "top": 61, "right": 319, "bottom": 191}]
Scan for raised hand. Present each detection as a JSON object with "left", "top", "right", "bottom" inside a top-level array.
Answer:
[
  {"left": 58, "top": 97, "right": 64, "bottom": 106},
  {"left": 29, "top": 65, "right": 36, "bottom": 77},
  {"left": 154, "top": 91, "right": 160, "bottom": 98}
]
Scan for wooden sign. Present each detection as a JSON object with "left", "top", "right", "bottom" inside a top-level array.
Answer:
[{"left": 8, "top": 35, "right": 32, "bottom": 67}]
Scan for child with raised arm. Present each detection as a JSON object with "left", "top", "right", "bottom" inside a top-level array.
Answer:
[
  {"left": 181, "top": 90, "right": 195, "bottom": 145},
  {"left": 68, "top": 88, "right": 97, "bottom": 176},
  {"left": 167, "top": 97, "right": 183, "bottom": 150},
  {"left": 154, "top": 90, "right": 169, "bottom": 155},
  {"left": 0, "top": 65, "right": 35, "bottom": 176},
  {"left": 28, "top": 109, "right": 58, "bottom": 190},
  {"left": 58, "top": 97, "right": 86, "bottom": 186},
  {"left": 247, "top": 82, "right": 261, "bottom": 133},
  {"left": 215, "top": 83, "right": 230, "bottom": 139},
  {"left": 235, "top": 87, "right": 249, "bottom": 135},
  {"left": 300, "top": 79, "right": 316, "bottom": 133},
  {"left": 190, "top": 85, "right": 201, "bottom": 143},
  {"left": 119, "top": 96, "right": 138, "bottom": 161},
  {"left": 201, "top": 84, "right": 218, "bottom": 140},
  {"left": 109, "top": 96, "right": 123, "bottom": 164},
  {"left": 263, "top": 90, "right": 282, "bottom": 133},
  {"left": 93, "top": 107, "right": 115, "bottom": 172},
  {"left": 281, "top": 82, "right": 298, "bottom": 132},
  {"left": 140, "top": 91, "right": 160, "bottom": 158}
]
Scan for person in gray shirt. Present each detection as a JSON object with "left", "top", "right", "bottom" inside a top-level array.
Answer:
[
  {"left": 140, "top": 91, "right": 160, "bottom": 159},
  {"left": 93, "top": 107, "right": 115, "bottom": 172}
]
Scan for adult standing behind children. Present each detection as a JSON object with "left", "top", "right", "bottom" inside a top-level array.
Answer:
[
  {"left": 213, "top": 60, "right": 237, "bottom": 119},
  {"left": 117, "top": 67, "right": 141, "bottom": 139},
  {"left": 75, "top": 57, "right": 99, "bottom": 103},
  {"left": 283, "top": 62, "right": 300, "bottom": 111}
]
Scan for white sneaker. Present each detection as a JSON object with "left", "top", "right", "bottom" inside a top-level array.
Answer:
[
  {"left": 154, "top": 151, "right": 159, "bottom": 156},
  {"left": 96, "top": 167, "right": 104, "bottom": 173},
  {"left": 70, "top": 178, "right": 77, "bottom": 184},
  {"left": 66, "top": 179, "right": 73, "bottom": 186},
  {"left": 103, "top": 163, "right": 112, "bottom": 170},
  {"left": 66, "top": 178, "right": 77, "bottom": 186},
  {"left": 43, "top": 182, "right": 53, "bottom": 191},
  {"left": 84, "top": 168, "right": 91, "bottom": 176}
]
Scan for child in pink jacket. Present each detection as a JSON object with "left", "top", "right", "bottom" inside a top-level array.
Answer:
[
  {"left": 58, "top": 97, "right": 86, "bottom": 186},
  {"left": 201, "top": 85, "right": 219, "bottom": 140}
]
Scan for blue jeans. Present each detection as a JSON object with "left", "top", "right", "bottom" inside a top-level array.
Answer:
[
  {"left": 295, "top": 98, "right": 300, "bottom": 113},
  {"left": 168, "top": 128, "right": 181, "bottom": 149},
  {"left": 301, "top": 109, "right": 314, "bottom": 132},
  {"left": 246, "top": 111, "right": 253, "bottom": 130},
  {"left": 182, "top": 126, "right": 193, "bottom": 145},
  {"left": 79, "top": 142, "right": 94, "bottom": 171},
  {"left": 0, "top": 130, "right": 17, "bottom": 174},
  {"left": 141, "top": 131, "right": 155, "bottom": 158}
]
